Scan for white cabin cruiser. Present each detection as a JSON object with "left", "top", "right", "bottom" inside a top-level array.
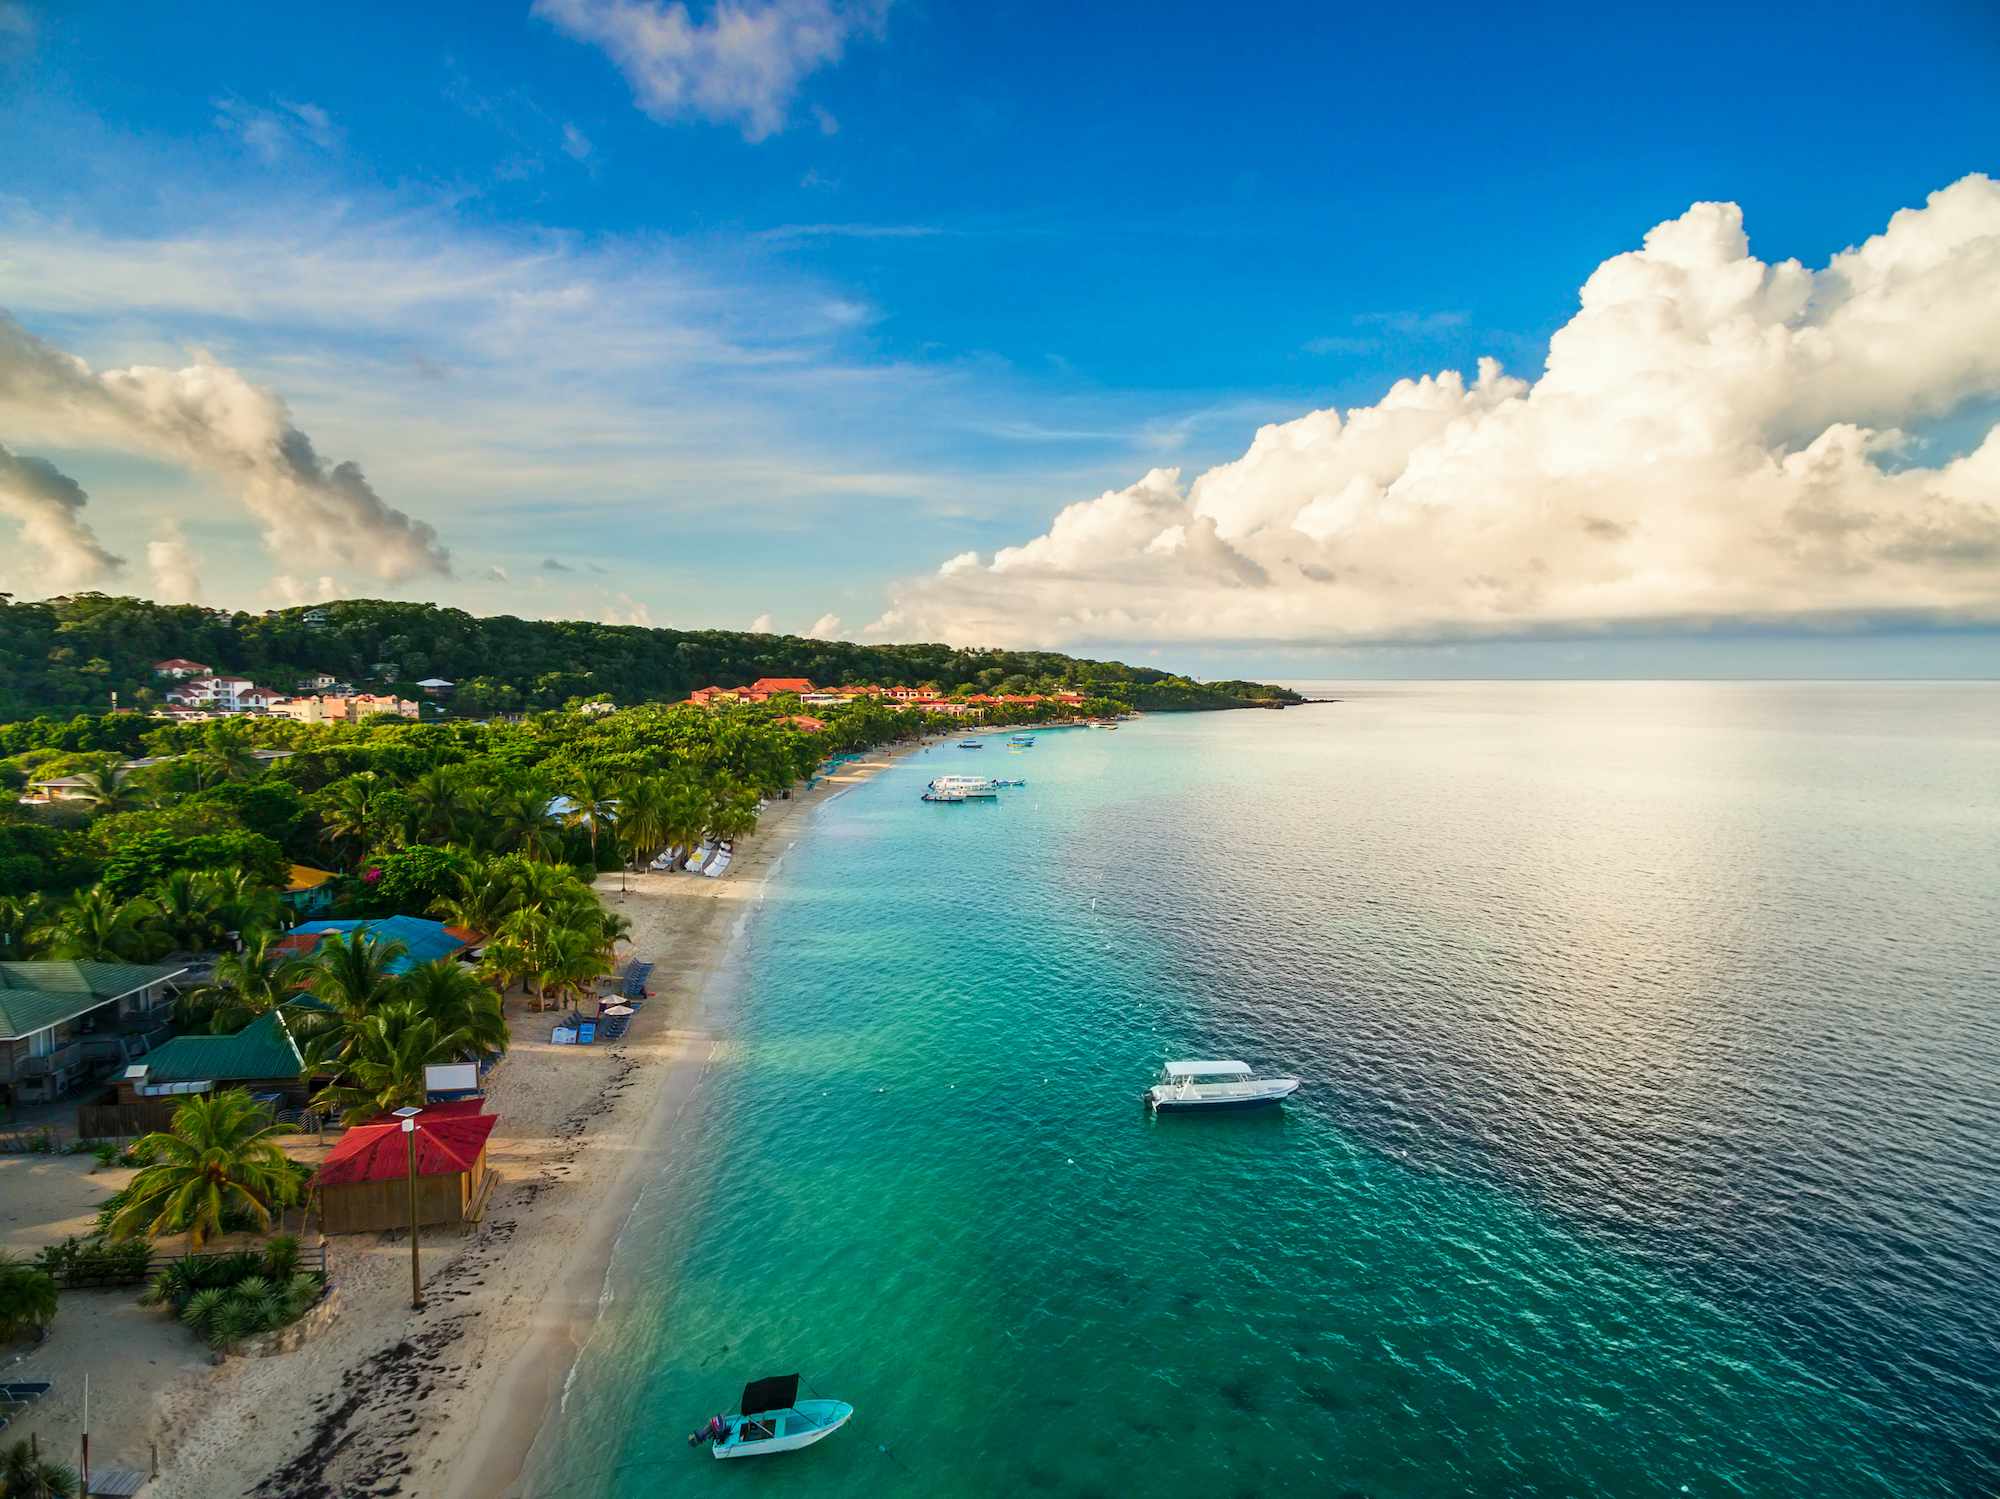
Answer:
[
  {"left": 925, "top": 774, "right": 1000, "bottom": 799},
  {"left": 1145, "top": 1060, "right": 1299, "bottom": 1113},
  {"left": 689, "top": 1374, "right": 853, "bottom": 1459}
]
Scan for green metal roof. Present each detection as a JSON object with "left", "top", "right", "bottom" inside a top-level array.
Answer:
[
  {"left": 140, "top": 1011, "right": 305, "bottom": 1083},
  {"left": 0, "top": 960, "right": 188, "bottom": 1042}
]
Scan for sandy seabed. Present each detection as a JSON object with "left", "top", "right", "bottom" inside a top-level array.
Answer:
[{"left": 2, "top": 745, "right": 914, "bottom": 1499}]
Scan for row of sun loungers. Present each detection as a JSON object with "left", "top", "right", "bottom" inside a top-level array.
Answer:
[{"left": 0, "top": 1379, "right": 52, "bottom": 1431}]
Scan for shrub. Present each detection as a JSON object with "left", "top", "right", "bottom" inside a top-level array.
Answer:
[{"left": 32, "top": 1235, "right": 152, "bottom": 1288}]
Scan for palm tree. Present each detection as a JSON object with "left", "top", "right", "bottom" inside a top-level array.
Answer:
[
  {"left": 73, "top": 759, "right": 138, "bottom": 815},
  {"left": 534, "top": 924, "right": 612, "bottom": 1012},
  {"left": 150, "top": 868, "right": 227, "bottom": 952},
  {"left": 0, "top": 895, "right": 51, "bottom": 959},
  {"left": 107, "top": 1091, "right": 297, "bottom": 1250},
  {"left": 36, "top": 884, "right": 161, "bottom": 962},
  {"left": 318, "top": 773, "right": 384, "bottom": 869},
  {"left": 310, "top": 1005, "right": 474, "bottom": 1123},
  {"left": 0, "top": 1437, "right": 79, "bottom": 1498},
  {"left": 187, "top": 930, "right": 313, "bottom": 1035},
  {"left": 563, "top": 769, "right": 621, "bottom": 873},
  {"left": 208, "top": 869, "right": 285, "bottom": 940},
  {"left": 615, "top": 776, "right": 670, "bottom": 877},
  {"left": 406, "top": 767, "right": 463, "bottom": 845},
  {"left": 661, "top": 779, "right": 710, "bottom": 870},
  {"left": 290, "top": 932, "right": 409, "bottom": 1064},
  {"left": 201, "top": 728, "right": 264, "bottom": 782},
  {"left": 301, "top": 931, "right": 408, "bottom": 1019},
  {"left": 430, "top": 861, "right": 523, "bottom": 936},
  {"left": 0, "top": 1253, "right": 58, "bottom": 1342},
  {"left": 401, "top": 958, "right": 508, "bottom": 1059}
]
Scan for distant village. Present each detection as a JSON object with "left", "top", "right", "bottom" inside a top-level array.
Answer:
[{"left": 132, "top": 659, "right": 1094, "bottom": 731}]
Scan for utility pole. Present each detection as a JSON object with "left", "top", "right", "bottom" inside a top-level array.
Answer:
[{"left": 395, "top": 1107, "right": 425, "bottom": 1309}]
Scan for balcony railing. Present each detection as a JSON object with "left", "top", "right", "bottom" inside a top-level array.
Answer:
[{"left": 22, "top": 1043, "right": 84, "bottom": 1077}]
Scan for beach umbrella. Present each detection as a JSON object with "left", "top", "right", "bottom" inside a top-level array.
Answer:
[{"left": 603, "top": 1004, "right": 635, "bottom": 1015}]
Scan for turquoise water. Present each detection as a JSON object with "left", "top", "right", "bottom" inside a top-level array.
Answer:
[{"left": 525, "top": 684, "right": 2000, "bottom": 1499}]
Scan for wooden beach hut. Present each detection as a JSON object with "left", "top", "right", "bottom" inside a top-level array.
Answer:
[{"left": 314, "top": 1101, "right": 499, "bottom": 1235}]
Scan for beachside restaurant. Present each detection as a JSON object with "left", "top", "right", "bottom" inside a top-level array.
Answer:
[
  {"left": 0, "top": 959, "right": 189, "bottom": 1109},
  {"left": 314, "top": 1101, "right": 499, "bottom": 1235},
  {"left": 78, "top": 1009, "right": 309, "bottom": 1136}
]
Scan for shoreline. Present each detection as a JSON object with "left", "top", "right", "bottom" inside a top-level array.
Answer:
[{"left": 138, "top": 740, "right": 923, "bottom": 1499}]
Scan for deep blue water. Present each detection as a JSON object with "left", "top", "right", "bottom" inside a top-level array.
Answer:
[{"left": 526, "top": 683, "right": 2000, "bottom": 1499}]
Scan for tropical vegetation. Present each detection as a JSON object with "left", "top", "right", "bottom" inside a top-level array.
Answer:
[
  {"left": 0, "top": 1438, "right": 78, "bottom": 1499},
  {"left": 141, "top": 1235, "right": 325, "bottom": 1352},
  {"left": 106, "top": 1092, "right": 305, "bottom": 1250},
  {"left": 0, "top": 1254, "right": 58, "bottom": 1342},
  {"left": 0, "top": 592, "right": 1298, "bottom": 722}
]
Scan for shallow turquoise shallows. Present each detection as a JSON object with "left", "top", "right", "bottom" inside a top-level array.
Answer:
[{"left": 526, "top": 684, "right": 2000, "bottom": 1499}]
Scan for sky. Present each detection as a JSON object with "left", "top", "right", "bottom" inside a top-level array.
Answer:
[{"left": 0, "top": 0, "right": 1996, "bottom": 675}]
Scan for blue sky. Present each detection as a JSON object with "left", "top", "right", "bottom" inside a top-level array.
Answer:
[{"left": 0, "top": 0, "right": 1996, "bottom": 674}]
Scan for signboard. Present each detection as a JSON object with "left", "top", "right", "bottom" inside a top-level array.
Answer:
[{"left": 423, "top": 1062, "right": 480, "bottom": 1096}]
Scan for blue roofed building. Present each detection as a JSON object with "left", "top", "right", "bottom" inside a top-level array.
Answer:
[{"left": 280, "top": 916, "right": 484, "bottom": 973}]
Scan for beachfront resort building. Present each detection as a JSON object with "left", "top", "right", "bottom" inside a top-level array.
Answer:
[
  {"left": 86, "top": 1010, "right": 310, "bottom": 1134},
  {"left": 0, "top": 959, "right": 188, "bottom": 1106}
]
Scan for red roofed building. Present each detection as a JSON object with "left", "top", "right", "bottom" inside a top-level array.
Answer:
[
  {"left": 749, "top": 678, "right": 816, "bottom": 695},
  {"left": 153, "top": 658, "right": 211, "bottom": 678},
  {"left": 315, "top": 1100, "right": 499, "bottom": 1234}
]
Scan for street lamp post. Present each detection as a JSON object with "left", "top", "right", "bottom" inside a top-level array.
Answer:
[{"left": 394, "top": 1106, "right": 425, "bottom": 1310}]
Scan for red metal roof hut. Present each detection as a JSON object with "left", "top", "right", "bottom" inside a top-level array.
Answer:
[{"left": 314, "top": 1101, "right": 499, "bottom": 1235}]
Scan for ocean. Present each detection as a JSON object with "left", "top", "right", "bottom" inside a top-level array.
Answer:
[{"left": 524, "top": 682, "right": 2000, "bottom": 1499}]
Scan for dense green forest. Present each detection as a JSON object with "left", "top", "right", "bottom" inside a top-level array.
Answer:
[{"left": 0, "top": 593, "right": 1298, "bottom": 721}]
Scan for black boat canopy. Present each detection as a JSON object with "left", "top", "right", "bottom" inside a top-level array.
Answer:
[{"left": 740, "top": 1374, "right": 801, "bottom": 1416}]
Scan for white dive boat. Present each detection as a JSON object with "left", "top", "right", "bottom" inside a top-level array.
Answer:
[
  {"left": 1145, "top": 1060, "right": 1299, "bottom": 1113},
  {"left": 926, "top": 774, "right": 1000, "bottom": 799},
  {"left": 689, "top": 1374, "right": 852, "bottom": 1459}
]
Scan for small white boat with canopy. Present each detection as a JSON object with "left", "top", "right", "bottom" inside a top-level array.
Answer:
[
  {"left": 688, "top": 1374, "right": 853, "bottom": 1459},
  {"left": 1145, "top": 1060, "right": 1299, "bottom": 1113}
]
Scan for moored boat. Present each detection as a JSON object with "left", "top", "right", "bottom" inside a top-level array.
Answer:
[
  {"left": 1144, "top": 1060, "right": 1299, "bottom": 1112},
  {"left": 688, "top": 1374, "right": 852, "bottom": 1459},
  {"left": 958, "top": 739, "right": 983, "bottom": 748}
]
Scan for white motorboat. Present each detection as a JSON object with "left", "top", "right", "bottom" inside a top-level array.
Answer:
[
  {"left": 1144, "top": 1060, "right": 1299, "bottom": 1113},
  {"left": 689, "top": 1374, "right": 853, "bottom": 1459},
  {"left": 926, "top": 774, "right": 1000, "bottom": 799}
]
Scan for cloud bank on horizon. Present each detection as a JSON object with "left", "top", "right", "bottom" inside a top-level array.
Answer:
[
  {"left": 0, "top": 313, "right": 451, "bottom": 591},
  {"left": 872, "top": 176, "right": 2000, "bottom": 648}
]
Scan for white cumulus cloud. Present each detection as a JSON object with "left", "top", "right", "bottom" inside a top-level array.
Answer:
[
  {"left": 806, "top": 611, "right": 841, "bottom": 638},
  {"left": 873, "top": 176, "right": 2000, "bottom": 647},
  {"left": 146, "top": 524, "right": 204, "bottom": 603},
  {"left": 0, "top": 312, "right": 451, "bottom": 583},
  {"left": 535, "top": 0, "right": 885, "bottom": 142},
  {"left": 0, "top": 442, "right": 124, "bottom": 590}
]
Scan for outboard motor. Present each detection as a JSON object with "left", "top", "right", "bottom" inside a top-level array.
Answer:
[{"left": 686, "top": 1415, "right": 727, "bottom": 1447}]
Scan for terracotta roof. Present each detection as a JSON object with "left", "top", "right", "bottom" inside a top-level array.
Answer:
[
  {"left": 749, "top": 678, "right": 816, "bottom": 692},
  {"left": 315, "top": 1106, "right": 497, "bottom": 1186}
]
